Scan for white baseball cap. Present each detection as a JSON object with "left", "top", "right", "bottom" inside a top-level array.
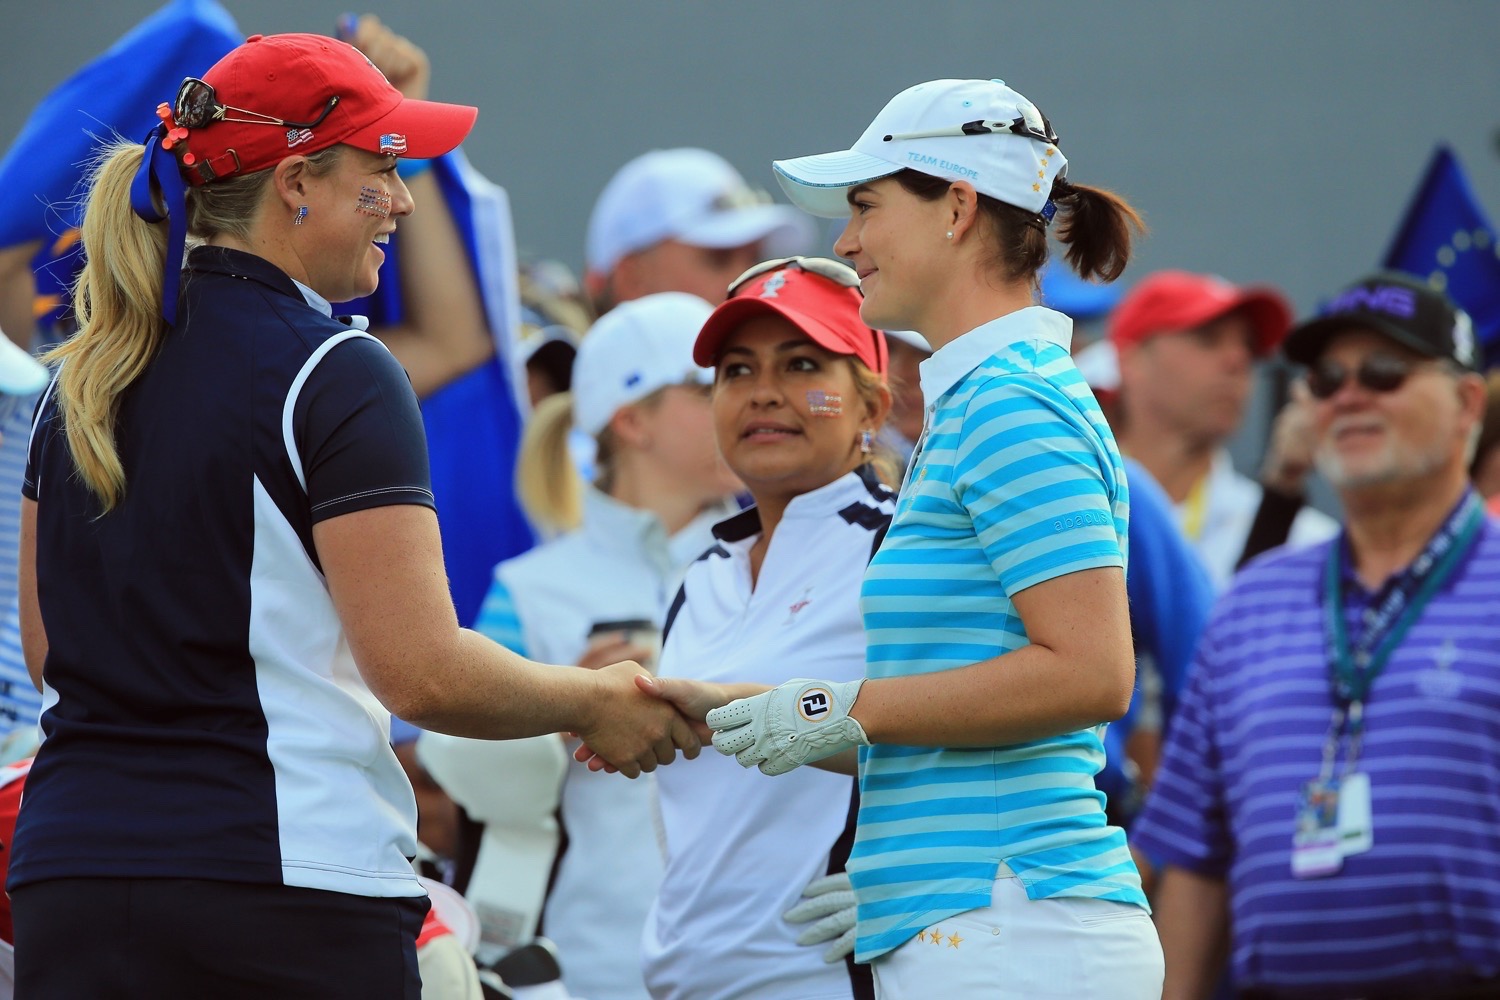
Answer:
[
  {"left": 586, "top": 148, "right": 816, "bottom": 275},
  {"left": 773, "top": 79, "right": 1068, "bottom": 219},
  {"left": 571, "top": 291, "right": 715, "bottom": 437}
]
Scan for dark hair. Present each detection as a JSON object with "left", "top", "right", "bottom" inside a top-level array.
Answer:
[{"left": 891, "top": 169, "right": 1144, "bottom": 286}]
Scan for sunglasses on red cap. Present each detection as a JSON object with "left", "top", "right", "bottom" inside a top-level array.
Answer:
[
  {"left": 174, "top": 77, "right": 341, "bottom": 133},
  {"left": 1305, "top": 353, "right": 1450, "bottom": 401},
  {"left": 727, "top": 255, "right": 862, "bottom": 298}
]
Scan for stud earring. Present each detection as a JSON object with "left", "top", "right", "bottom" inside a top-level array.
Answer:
[
  {"left": 293, "top": 206, "right": 308, "bottom": 226},
  {"left": 860, "top": 429, "right": 873, "bottom": 454},
  {"left": 945, "top": 231, "right": 953, "bottom": 240}
]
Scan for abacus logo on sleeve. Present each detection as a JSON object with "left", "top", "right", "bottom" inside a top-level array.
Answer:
[
  {"left": 798, "top": 686, "right": 834, "bottom": 721},
  {"left": 1054, "top": 510, "right": 1112, "bottom": 532}
]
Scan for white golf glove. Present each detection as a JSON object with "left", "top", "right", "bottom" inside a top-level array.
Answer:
[
  {"left": 784, "top": 871, "right": 857, "bottom": 963},
  {"left": 705, "top": 678, "right": 868, "bottom": 775}
]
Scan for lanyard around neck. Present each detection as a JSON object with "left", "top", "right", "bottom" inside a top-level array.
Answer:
[{"left": 1321, "top": 490, "right": 1483, "bottom": 726}]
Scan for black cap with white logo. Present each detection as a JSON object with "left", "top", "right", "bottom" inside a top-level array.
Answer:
[{"left": 1283, "top": 272, "right": 1476, "bottom": 370}]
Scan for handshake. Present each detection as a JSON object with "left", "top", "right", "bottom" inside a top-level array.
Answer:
[{"left": 573, "top": 668, "right": 869, "bottom": 778}]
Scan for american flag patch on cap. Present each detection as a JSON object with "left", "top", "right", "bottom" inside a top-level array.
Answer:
[
  {"left": 379, "top": 133, "right": 408, "bottom": 154},
  {"left": 286, "top": 128, "right": 315, "bottom": 148}
]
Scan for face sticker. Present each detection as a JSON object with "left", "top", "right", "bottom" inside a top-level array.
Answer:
[
  {"left": 356, "top": 185, "right": 392, "bottom": 219},
  {"left": 806, "top": 390, "right": 843, "bottom": 417}
]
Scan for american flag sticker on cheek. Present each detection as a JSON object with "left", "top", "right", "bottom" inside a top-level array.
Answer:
[
  {"left": 807, "top": 390, "right": 843, "bottom": 416},
  {"left": 378, "top": 133, "right": 408, "bottom": 154}
]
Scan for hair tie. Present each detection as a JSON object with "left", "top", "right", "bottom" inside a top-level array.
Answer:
[{"left": 129, "top": 117, "right": 191, "bottom": 328}]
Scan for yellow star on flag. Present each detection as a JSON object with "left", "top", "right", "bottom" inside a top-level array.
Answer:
[
  {"left": 1032, "top": 183, "right": 1041, "bottom": 192},
  {"left": 949, "top": 932, "right": 963, "bottom": 948},
  {"left": 930, "top": 929, "right": 944, "bottom": 945}
]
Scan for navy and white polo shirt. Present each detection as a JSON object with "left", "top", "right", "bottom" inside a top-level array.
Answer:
[
  {"left": 12, "top": 246, "right": 432, "bottom": 899},
  {"left": 644, "top": 467, "right": 893, "bottom": 1000}
]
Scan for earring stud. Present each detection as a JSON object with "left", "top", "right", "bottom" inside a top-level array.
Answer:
[{"left": 294, "top": 206, "right": 308, "bottom": 226}]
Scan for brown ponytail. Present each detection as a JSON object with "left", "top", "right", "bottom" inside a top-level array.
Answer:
[{"left": 1049, "top": 177, "right": 1145, "bottom": 283}]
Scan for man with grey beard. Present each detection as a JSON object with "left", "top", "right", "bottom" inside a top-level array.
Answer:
[{"left": 1131, "top": 273, "right": 1500, "bottom": 1000}]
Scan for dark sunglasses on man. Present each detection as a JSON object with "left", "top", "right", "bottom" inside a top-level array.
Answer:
[{"left": 1305, "top": 352, "right": 1451, "bottom": 401}]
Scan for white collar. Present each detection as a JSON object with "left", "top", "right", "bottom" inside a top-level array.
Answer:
[
  {"left": 712, "top": 466, "right": 890, "bottom": 543},
  {"left": 917, "top": 306, "right": 1073, "bottom": 411},
  {"left": 292, "top": 279, "right": 333, "bottom": 317},
  {"left": 584, "top": 487, "right": 737, "bottom": 575}
]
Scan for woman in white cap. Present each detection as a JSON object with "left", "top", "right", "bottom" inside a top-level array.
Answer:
[
  {"left": 644, "top": 79, "right": 1164, "bottom": 997},
  {"left": 429, "top": 291, "right": 740, "bottom": 1000},
  {"left": 12, "top": 32, "right": 696, "bottom": 998}
]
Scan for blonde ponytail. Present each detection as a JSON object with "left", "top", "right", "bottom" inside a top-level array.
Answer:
[
  {"left": 44, "top": 141, "right": 169, "bottom": 513},
  {"left": 516, "top": 391, "right": 585, "bottom": 536}
]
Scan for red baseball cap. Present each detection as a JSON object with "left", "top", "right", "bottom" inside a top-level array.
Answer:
[
  {"left": 693, "top": 258, "right": 888, "bottom": 374},
  {"left": 1109, "top": 270, "right": 1292, "bottom": 357},
  {"left": 173, "top": 33, "right": 476, "bottom": 186}
]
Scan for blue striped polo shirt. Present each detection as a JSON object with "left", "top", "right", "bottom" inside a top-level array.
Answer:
[
  {"left": 853, "top": 306, "right": 1145, "bottom": 962},
  {"left": 1132, "top": 513, "right": 1500, "bottom": 995}
]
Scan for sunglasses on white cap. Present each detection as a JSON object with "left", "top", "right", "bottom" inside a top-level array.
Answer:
[
  {"left": 882, "top": 113, "right": 1059, "bottom": 145},
  {"left": 727, "top": 256, "right": 862, "bottom": 298}
]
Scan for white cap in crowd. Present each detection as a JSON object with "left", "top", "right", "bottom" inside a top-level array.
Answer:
[
  {"left": 0, "top": 326, "right": 48, "bottom": 397},
  {"left": 571, "top": 291, "right": 715, "bottom": 437},
  {"left": 586, "top": 148, "right": 815, "bottom": 276},
  {"left": 773, "top": 78, "right": 1068, "bottom": 218}
]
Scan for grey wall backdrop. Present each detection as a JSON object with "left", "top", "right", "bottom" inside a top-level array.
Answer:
[{"left": 2, "top": 0, "right": 1498, "bottom": 481}]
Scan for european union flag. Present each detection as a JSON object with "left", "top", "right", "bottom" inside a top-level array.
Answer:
[{"left": 1382, "top": 145, "right": 1500, "bottom": 366}]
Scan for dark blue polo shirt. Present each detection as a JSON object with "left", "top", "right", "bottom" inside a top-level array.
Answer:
[{"left": 13, "top": 246, "right": 432, "bottom": 898}]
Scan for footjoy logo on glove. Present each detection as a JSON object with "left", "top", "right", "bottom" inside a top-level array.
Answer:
[{"left": 798, "top": 687, "right": 834, "bottom": 721}]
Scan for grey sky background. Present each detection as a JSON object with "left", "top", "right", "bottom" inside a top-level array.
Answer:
[{"left": 2, "top": 1, "right": 1497, "bottom": 482}]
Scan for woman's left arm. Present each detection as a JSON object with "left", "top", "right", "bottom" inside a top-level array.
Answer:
[{"left": 851, "top": 564, "right": 1133, "bottom": 746}]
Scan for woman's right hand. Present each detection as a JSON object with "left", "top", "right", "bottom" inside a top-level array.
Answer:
[
  {"left": 574, "top": 675, "right": 744, "bottom": 773},
  {"left": 574, "top": 661, "right": 701, "bottom": 778}
]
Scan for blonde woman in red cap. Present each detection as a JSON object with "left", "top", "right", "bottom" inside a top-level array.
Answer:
[
  {"left": 12, "top": 32, "right": 696, "bottom": 998},
  {"left": 608, "top": 79, "right": 1165, "bottom": 998},
  {"left": 619, "top": 258, "right": 893, "bottom": 1000}
]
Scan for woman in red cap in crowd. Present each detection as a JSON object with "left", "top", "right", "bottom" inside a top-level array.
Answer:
[
  {"left": 620, "top": 257, "right": 893, "bottom": 1000},
  {"left": 11, "top": 32, "right": 695, "bottom": 998},
  {"left": 611, "top": 79, "right": 1164, "bottom": 998}
]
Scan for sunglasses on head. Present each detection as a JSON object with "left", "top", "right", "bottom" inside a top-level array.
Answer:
[
  {"left": 882, "top": 113, "right": 1058, "bottom": 146},
  {"left": 726, "top": 256, "right": 861, "bottom": 298},
  {"left": 173, "top": 77, "right": 341, "bottom": 131},
  {"left": 1305, "top": 353, "right": 1443, "bottom": 401}
]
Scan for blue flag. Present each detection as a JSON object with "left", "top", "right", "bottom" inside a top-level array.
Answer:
[
  {"left": 1382, "top": 145, "right": 1500, "bottom": 364},
  {"left": 0, "top": 0, "right": 241, "bottom": 328}
]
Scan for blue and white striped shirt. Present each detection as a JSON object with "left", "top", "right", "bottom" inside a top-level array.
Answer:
[
  {"left": 852, "top": 306, "right": 1145, "bottom": 962},
  {"left": 1132, "top": 515, "right": 1500, "bottom": 995},
  {"left": 0, "top": 393, "right": 42, "bottom": 735}
]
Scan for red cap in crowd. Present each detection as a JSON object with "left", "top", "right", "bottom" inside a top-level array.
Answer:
[
  {"left": 1109, "top": 270, "right": 1292, "bottom": 357},
  {"left": 693, "top": 257, "right": 888, "bottom": 374},
  {"left": 171, "top": 33, "right": 476, "bottom": 185}
]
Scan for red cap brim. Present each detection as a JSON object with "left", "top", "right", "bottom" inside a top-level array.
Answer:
[
  {"left": 695, "top": 296, "right": 886, "bottom": 374},
  {"left": 343, "top": 96, "right": 477, "bottom": 159}
]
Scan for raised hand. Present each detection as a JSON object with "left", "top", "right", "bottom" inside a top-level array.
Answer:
[{"left": 338, "top": 13, "right": 431, "bottom": 100}]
